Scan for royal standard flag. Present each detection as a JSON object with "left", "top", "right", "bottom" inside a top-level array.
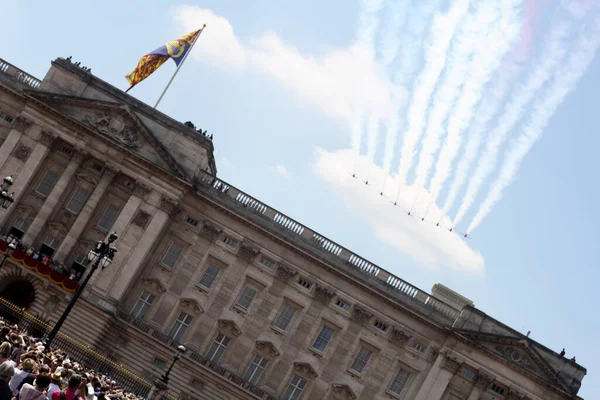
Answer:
[{"left": 125, "top": 29, "right": 202, "bottom": 92}]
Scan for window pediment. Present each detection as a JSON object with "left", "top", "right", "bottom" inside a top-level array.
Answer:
[
  {"left": 331, "top": 383, "right": 357, "bottom": 400},
  {"left": 294, "top": 362, "right": 318, "bottom": 379},
  {"left": 255, "top": 340, "right": 280, "bottom": 358},
  {"left": 141, "top": 277, "right": 167, "bottom": 295},
  {"left": 180, "top": 297, "right": 203, "bottom": 316},
  {"left": 218, "top": 319, "right": 242, "bottom": 337}
]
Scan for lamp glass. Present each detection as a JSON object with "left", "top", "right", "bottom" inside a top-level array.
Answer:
[
  {"left": 87, "top": 250, "right": 99, "bottom": 262},
  {"left": 100, "top": 256, "right": 112, "bottom": 268}
]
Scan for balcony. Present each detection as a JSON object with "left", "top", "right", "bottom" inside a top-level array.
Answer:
[{"left": 0, "top": 239, "right": 80, "bottom": 292}]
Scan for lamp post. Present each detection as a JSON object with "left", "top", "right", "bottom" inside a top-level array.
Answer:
[
  {"left": 0, "top": 242, "right": 17, "bottom": 269},
  {"left": 147, "top": 345, "right": 186, "bottom": 400},
  {"left": 44, "top": 232, "right": 118, "bottom": 349},
  {"left": 0, "top": 175, "right": 15, "bottom": 209}
]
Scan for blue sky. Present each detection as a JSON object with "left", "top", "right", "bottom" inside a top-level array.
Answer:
[{"left": 2, "top": 0, "right": 599, "bottom": 397}]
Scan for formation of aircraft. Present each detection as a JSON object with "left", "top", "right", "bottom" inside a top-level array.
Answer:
[{"left": 349, "top": 173, "right": 473, "bottom": 240}]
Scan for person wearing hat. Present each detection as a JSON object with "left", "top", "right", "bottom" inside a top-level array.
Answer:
[
  {"left": 9, "top": 357, "right": 37, "bottom": 396},
  {"left": 47, "top": 372, "right": 62, "bottom": 399},
  {"left": 51, "top": 374, "right": 83, "bottom": 400}
]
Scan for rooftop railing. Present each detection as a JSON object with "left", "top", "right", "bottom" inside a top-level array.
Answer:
[
  {"left": 0, "top": 58, "right": 41, "bottom": 89},
  {"left": 195, "top": 170, "right": 461, "bottom": 321}
]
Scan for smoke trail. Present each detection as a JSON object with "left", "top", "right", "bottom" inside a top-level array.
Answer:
[
  {"left": 381, "top": 0, "right": 442, "bottom": 178},
  {"left": 452, "top": 21, "right": 572, "bottom": 226},
  {"left": 424, "top": 0, "right": 523, "bottom": 218},
  {"left": 468, "top": 21, "right": 600, "bottom": 233},
  {"left": 393, "top": 0, "right": 471, "bottom": 202},
  {"left": 412, "top": 1, "right": 504, "bottom": 208}
]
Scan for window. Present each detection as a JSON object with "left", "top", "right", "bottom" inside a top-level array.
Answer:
[
  {"left": 350, "top": 346, "right": 373, "bottom": 374},
  {"left": 236, "top": 286, "right": 257, "bottom": 310},
  {"left": 186, "top": 216, "right": 199, "bottom": 227},
  {"left": 259, "top": 257, "right": 274, "bottom": 268},
  {"left": 312, "top": 325, "right": 334, "bottom": 352},
  {"left": 161, "top": 242, "right": 183, "bottom": 268},
  {"left": 131, "top": 291, "right": 155, "bottom": 319},
  {"left": 97, "top": 205, "right": 119, "bottom": 232},
  {"left": 190, "top": 379, "right": 203, "bottom": 390},
  {"left": 282, "top": 376, "right": 306, "bottom": 400},
  {"left": 388, "top": 368, "right": 411, "bottom": 395},
  {"left": 168, "top": 312, "right": 193, "bottom": 342},
  {"left": 335, "top": 299, "right": 348, "bottom": 310},
  {"left": 374, "top": 320, "right": 389, "bottom": 332},
  {"left": 12, "top": 218, "right": 29, "bottom": 233},
  {"left": 223, "top": 236, "right": 238, "bottom": 247},
  {"left": 35, "top": 170, "right": 57, "bottom": 197},
  {"left": 297, "top": 278, "right": 311, "bottom": 289},
  {"left": 459, "top": 366, "right": 476, "bottom": 380},
  {"left": 153, "top": 358, "right": 166, "bottom": 369},
  {"left": 411, "top": 342, "right": 426, "bottom": 353},
  {"left": 490, "top": 383, "right": 505, "bottom": 395},
  {"left": 60, "top": 146, "right": 73, "bottom": 155},
  {"left": 198, "top": 264, "right": 220, "bottom": 289},
  {"left": 206, "top": 333, "right": 230, "bottom": 363},
  {"left": 245, "top": 354, "right": 268, "bottom": 385},
  {"left": 273, "top": 304, "right": 296, "bottom": 331},
  {"left": 43, "top": 234, "right": 60, "bottom": 249},
  {"left": 66, "top": 187, "right": 89, "bottom": 214}
]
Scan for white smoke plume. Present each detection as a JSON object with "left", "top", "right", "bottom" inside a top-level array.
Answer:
[
  {"left": 394, "top": 0, "right": 471, "bottom": 202},
  {"left": 380, "top": 0, "right": 442, "bottom": 178},
  {"left": 424, "top": 0, "right": 523, "bottom": 218},
  {"left": 452, "top": 21, "right": 572, "bottom": 226},
  {"left": 467, "top": 19, "right": 600, "bottom": 233},
  {"left": 411, "top": 1, "right": 509, "bottom": 211}
]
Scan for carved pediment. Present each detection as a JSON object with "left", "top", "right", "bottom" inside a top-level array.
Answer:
[
  {"left": 275, "top": 263, "right": 297, "bottom": 282},
  {"left": 47, "top": 221, "right": 68, "bottom": 238},
  {"left": 25, "top": 92, "right": 186, "bottom": 179},
  {"left": 453, "top": 329, "right": 570, "bottom": 393},
  {"left": 390, "top": 328, "right": 411, "bottom": 346},
  {"left": 16, "top": 205, "right": 35, "bottom": 220},
  {"left": 331, "top": 384, "right": 357, "bottom": 400},
  {"left": 255, "top": 340, "right": 280, "bottom": 358},
  {"left": 180, "top": 298, "right": 203, "bottom": 316},
  {"left": 314, "top": 284, "right": 335, "bottom": 304},
  {"left": 238, "top": 242, "right": 260, "bottom": 263},
  {"left": 200, "top": 221, "right": 222, "bottom": 242},
  {"left": 350, "top": 306, "right": 372, "bottom": 325},
  {"left": 293, "top": 362, "right": 318, "bottom": 379},
  {"left": 141, "top": 277, "right": 167, "bottom": 295},
  {"left": 218, "top": 319, "right": 242, "bottom": 337}
]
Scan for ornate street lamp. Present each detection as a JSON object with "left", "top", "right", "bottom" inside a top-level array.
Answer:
[
  {"left": 0, "top": 242, "right": 17, "bottom": 269},
  {"left": 44, "top": 232, "right": 118, "bottom": 349},
  {"left": 147, "top": 345, "right": 186, "bottom": 399},
  {"left": 0, "top": 175, "right": 15, "bottom": 209}
]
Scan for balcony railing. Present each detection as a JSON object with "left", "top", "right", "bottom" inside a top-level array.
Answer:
[
  {"left": 0, "top": 239, "right": 80, "bottom": 292},
  {"left": 195, "top": 170, "right": 461, "bottom": 321},
  {"left": 0, "top": 58, "right": 41, "bottom": 89},
  {"left": 117, "top": 310, "right": 277, "bottom": 400}
]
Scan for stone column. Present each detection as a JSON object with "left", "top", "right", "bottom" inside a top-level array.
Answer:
[
  {"left": 107, "top": 201, "right": 171, "bottom": 302},
  {"left": 467, "top": 373, "right": 493, "bottom": 400},
  {"left": 0, "top": 132, "right": 54, "bottom": 228},
  {"left": 22, "top": 150, "right": 84, "bottom": 244},
  {"left": 0, "top": 129, "right": 22, "bottom": 171},
  {"left": 414, "top": 354, "right": 461, "bottom": 400},
  {"left": 53, "top": 168, "right": 116, "bottom": 260}
]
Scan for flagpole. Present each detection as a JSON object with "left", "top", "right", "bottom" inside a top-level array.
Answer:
[{"left": 154, "top": 24, "right": 206, "bottom": 109}]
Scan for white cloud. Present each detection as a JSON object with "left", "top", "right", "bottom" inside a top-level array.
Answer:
[
  {"left": 274, "top": 163, "right": 291, "bottom": 180},
  {"left": 173, "top": 6, "right": 399, "bottom": 124},
  {"left": 314, "top": 147, "right": 485, "bottom": 274}
]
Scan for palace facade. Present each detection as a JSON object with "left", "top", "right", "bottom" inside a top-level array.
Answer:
[{"left": 0, "top": 57, "right": 586, "bottom": 400}]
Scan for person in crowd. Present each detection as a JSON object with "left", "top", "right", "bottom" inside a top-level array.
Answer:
[
  {"left": 9, "top": 357, "right": 37, "bottom": 396},
  {"left": 18, "top": 373, "right": 50, "bottom": 400},
  {"left": 0, "top": 361, "right": 15, "bottom": 400}
]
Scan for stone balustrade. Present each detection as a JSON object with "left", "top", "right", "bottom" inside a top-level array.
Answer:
[
  {"left": 0, "top": 58, "right": 41, "bottom": 89},
  {"left": 194, "top": 170, "right": 461, "bottom": 322}
]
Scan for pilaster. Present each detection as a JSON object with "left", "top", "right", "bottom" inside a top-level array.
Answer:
[
  {"left": 414, "top": 352, "right": 461, "bottom": 400},
  {"left": 0, "top": 138, "right": 52, "bottom": 228},
  {"left": 53, "top": 167, "right": 116, "bottom": 260},
  {"left": 466, "top": 372, "right": 494, "bottom": 400},
  {"left": 0, "top": 129, "right": 22, "bottom": 171},
  {"left": 106, "top": 207, "right": 170, "bottom": 303},
  {"left": 22, "top": 150, "right": 84, "bottom": 244}
]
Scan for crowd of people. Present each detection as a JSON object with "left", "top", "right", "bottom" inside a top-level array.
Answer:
[
  {"left": 0, "top": 317, "right": 146, "bottom": 400},
  {"left": 0, "top": 234, "right": 83, "bottom": 282}
]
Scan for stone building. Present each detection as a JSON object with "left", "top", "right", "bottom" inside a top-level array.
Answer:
[{"left": 0, "top": 57, "right": 586, "bottom": 400}]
